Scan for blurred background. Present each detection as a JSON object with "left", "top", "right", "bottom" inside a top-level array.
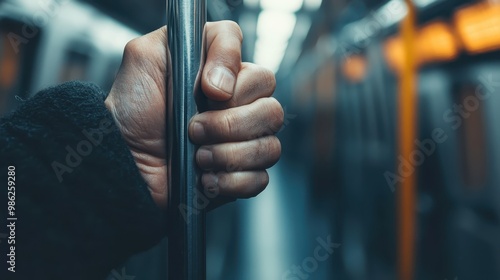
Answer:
[{"left": 1, "top": 0, "right": 500, "bottom": 279}]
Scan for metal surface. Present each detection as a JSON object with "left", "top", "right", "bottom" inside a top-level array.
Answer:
[{"left": 167, "top": 0, "right": 207, "bottom": 279}]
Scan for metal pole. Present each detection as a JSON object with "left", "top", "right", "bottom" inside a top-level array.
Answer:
[{"left": 167, "top": 0, "right": 206, "bottom": 279}]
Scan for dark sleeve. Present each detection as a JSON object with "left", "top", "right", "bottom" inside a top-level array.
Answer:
[{"left": 0, "top": 81, "right": 166, "bottom": 279}]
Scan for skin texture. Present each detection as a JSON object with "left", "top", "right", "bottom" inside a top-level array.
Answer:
[{"left": 105, "top": 21, "right": 284, "bottom": 209}]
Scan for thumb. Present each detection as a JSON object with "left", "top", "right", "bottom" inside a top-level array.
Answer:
[{"left": 201, "top": 21, "right": 243, "bottom": 102}]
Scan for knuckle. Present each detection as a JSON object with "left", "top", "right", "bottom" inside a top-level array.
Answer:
[
  {"left": 253, "top": 171, "right": 269, "bottom": 197},
  {"left": 221, "top": 111, "right": 238, "bottom": 137},
  {"left": 252, "top": 137, "right": 267, "bottom": 162},
  {"left": 246, "top": 64, "right": 276, "bottom": 93},
  {"left": 262, "top": 171, "right": 270, "bottom": 188},
  {"left": 244, "top": 172, "right": 269, "bottom": 199},
  {"left": 223, "top": 145, "right": 240, "bottom": 171},
  {"left": 254, "top": 136, "right": 280, "bottom": 168},
  {"left": 264, "top": 98, "right": 284, "bottom": 132},
  {"left": 218, "top": 172, "right": 230, "bottom": 189},
  {"left": 222, "top": 20, "right": 243, "bottom": 42},
  {"left": 267, "top": 136, "right": 282, "bottom": 165},
  {"left": 158, "top": 25, "right": 168, "bottom": 36},
  {"left": 123, "top": 38, "right": 144, "bottom": 60},
  {"left": 261, "top": 67, "right": 277, "bottom": 93}
]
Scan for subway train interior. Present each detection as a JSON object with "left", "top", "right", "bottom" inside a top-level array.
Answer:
[{"left": 1, "top": 0, "right": 500, "bottom": 279}]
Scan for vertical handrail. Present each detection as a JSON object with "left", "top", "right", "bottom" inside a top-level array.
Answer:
[
  {"left": 166, "top": 1, "right": 207, "bottom": 279},
  {"left": 397, "top": 1, "right": 417, "bottom": 280}
]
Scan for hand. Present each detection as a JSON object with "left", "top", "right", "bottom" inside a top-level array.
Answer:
[{"left": 105, "top": 21, "right": 283, "bottom": 209}]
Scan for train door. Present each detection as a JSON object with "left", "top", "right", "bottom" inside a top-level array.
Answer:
[{"left": 446, "top": 58, "right": 500, "bottom": 279}]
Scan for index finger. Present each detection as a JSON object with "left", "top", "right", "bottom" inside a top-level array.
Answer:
[{"left": 201, "top": 21, "right": 243, "bottom": 102}]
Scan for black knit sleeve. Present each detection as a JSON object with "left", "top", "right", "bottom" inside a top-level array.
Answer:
[{"left": 0, "top": 81, "right": 166, "bottom": 280}]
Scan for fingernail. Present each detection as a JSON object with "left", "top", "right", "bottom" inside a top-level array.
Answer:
[
  {"left": 192, "top": 121, "right": 205, "bottom": 140},
  {"left": 197, "top": 148, "right": 213, "bottom": 170},
  {"left": 202, "top": 173, "right": 219, "bottom": 192},
  {"left": 208, "top": 67, "right": 235, "bottom": 95}
]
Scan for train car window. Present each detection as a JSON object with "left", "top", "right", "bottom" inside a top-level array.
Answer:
[
  {"left": 385, "top": 21, "right": 459, "bottom": 72},
  {"left": 455, "top": 84, "right": 489, "bottom": 190},
  {"left": 384, "top": 36, "right": 404, "bottom": 73},
  {"left": 454, "top": 2, "right": 500, "bottom": 54},
  {"left": 0, "top": 18, "right": 41, "bottom": 115},
  {"left": 417, "top": 21, "right": 459, "bottom": 64},
  {"left": 59, "top": 49, "right": 91, "bottom": 82}
]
